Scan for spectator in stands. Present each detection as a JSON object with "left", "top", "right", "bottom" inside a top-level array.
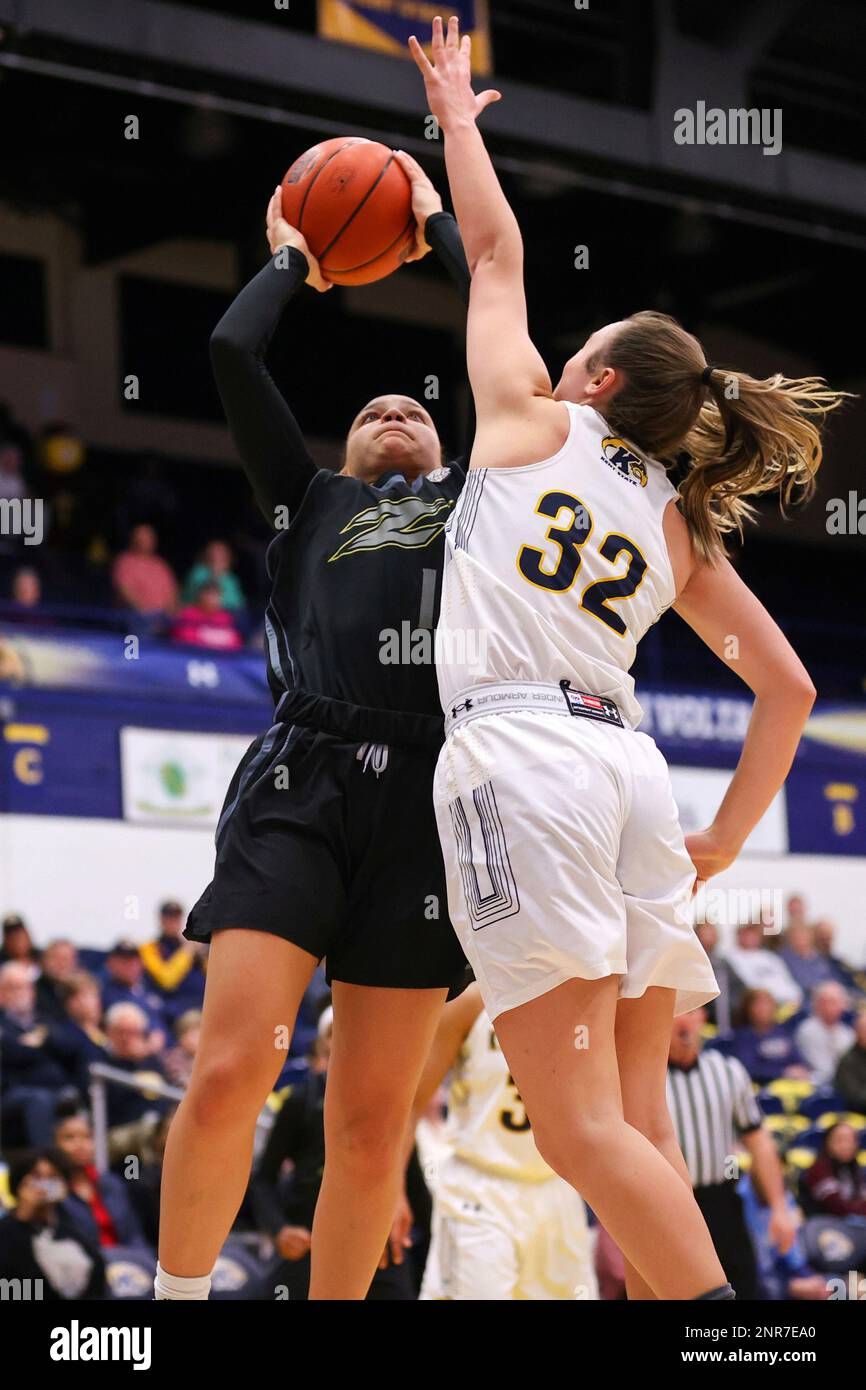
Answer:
[
  {"left": 800, "top": 1123, "right": 866, "bottom": 1219},
  {"left": 814, "top": 919, "right": 866, "bottom": 998},
  {"left": 780, "top": 923, "right": 838, "bottom": 998},
  {"left": 101, "top": 938, "right": 167, "bottom": 1045},
  {"left": 0, "top": 961, "right": 79, "bottom": 1145},
  {"left": 738, "top": 1173, "right": 829, "bottom": 1302},
  {"left": 57, "top": 971, "right": 110, "bottom": 1092},
  {"left": 0, "top": 1148, "right": 105, "bottom": 1300},
  {"left": 795, "top": 982, "right": 855, "bottom": 1086},
  {"left": 724, "top": 922, "right": 802, "bottom": 1010},
  {"left": 695, "top": 921, "right": 732, "bottom": 1033},
  {"left": 834, "top": 1008, "right": 866, "bottom": 1115},
  {"left": 54, "top": 1113, "right": 148, "bottom": 1250},
  {"left": 7, "top": 567, "right": 46, "bottom": 624},
  {"left": 170, "top": 579, "right": 243, "bottom": 651},
  {"left": 784, "top": 893, "right": 809, "bottom": 932},
  {"left": 729, "top": 989, "right": 809, "bottom": 1085},
  {"left": 183, "top": 539, "right": 245, "bottom": 612},
  {"left": 111, "top": 522, "right": 178, "bottom": 615},
  {"left": 163, "top": 1009, "right": 201, "bottom": 1088},
  {"left": 35, "top": 938, "right": 79, "bottom": 1022},
  {"left": 0, "top": 913, "right": 40, "bottom": 970},
  {"left": 139, "top": 903, "right": 205, "bottom": 1020},
  {"left": 102, "top": 1003, "right": 169, "bottom": 1162}
]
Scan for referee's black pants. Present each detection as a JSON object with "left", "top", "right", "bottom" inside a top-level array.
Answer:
[{"left": 694, "top": 1181, "right": 761, "bottom": 1301}]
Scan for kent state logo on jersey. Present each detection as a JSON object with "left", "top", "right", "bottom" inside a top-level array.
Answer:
[
  {"left": 328, "top": 494, "right": 454, "bottom": 562},
  {"left": 600, "top": 436, "right": 648, "bottom": 488}
]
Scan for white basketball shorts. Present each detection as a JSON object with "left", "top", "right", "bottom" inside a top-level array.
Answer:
[
  {"left": 420, "top": 1155, "right": 597, "bottom": 1301},
  {"left": 433, "top": 701, "right": 719, "bottom": 1022}
]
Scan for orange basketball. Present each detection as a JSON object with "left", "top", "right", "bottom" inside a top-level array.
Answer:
[{"left": 281, "top": 137, "right": 414, "bottom": 287}]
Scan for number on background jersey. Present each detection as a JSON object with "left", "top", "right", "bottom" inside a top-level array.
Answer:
[
  {"left": 518, "top": 491, "right": 648, "bottom": 636},
  {"left": 499, "top": 1074, "right": 531, "bottom": 1132}
]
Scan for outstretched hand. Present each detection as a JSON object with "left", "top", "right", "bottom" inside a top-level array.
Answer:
[
  {"left": 408, "top": 15, "right": 501, "bottom": 133},
  {"left": 266, "top": 186, "right": 331, "bottom": 293}
]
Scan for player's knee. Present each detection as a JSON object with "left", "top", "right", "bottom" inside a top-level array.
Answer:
[
  {"left": 532, "top": 1112, "right": 611, "bottom": 1183},
  {"left": 326, "top": 1100, "right": 406, "bottom": 1177},
  {"left": 184, "top": 1050, "right": 273, "bottom": 1129}
]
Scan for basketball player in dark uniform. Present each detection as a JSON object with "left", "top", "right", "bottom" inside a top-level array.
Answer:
[{"left": 156, "top": 154, "right": 472, "bottom": 1301}]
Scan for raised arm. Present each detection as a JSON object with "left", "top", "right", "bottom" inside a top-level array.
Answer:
[
  {"left": 409, "top": 18, "right": 553, "bottom": 432},
  {"left": 209, "top": 189, "right": 332, "bottom": 526}
]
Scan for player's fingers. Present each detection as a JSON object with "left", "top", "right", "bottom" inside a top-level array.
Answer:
[
  {"left": 392, "top": 148, "right": 423, "bottom": 181},
  {"left": 445, "top": 15, "right": 460, "bottom": 49},
  {"left": 408, "top": 34, "right": 435, "bottom": 77},
  {"left": 477, "top": 90, "right": 502, "bottom": 113},
  {"left": 431, "top": 15, "right": 445, "bottom": 56}
]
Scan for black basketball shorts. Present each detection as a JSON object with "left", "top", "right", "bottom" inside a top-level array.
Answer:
[{"left": 184, "top": 718, "right": 469, "bottom": 995}]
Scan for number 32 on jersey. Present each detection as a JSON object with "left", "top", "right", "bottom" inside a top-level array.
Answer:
[{"left": 517, "top": 489, "right": 647, "bottom": 637}]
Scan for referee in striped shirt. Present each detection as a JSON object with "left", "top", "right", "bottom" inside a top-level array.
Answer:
[{"left": 667, "top": 1009, "right": 797, "bottom": 1300}]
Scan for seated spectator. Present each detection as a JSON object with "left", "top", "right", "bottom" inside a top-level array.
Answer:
[
  {"left": 0, "top": 961, "right": 80, "bottom": 1146},
  {"left": 738, "top": 1173, "right": 828, "bottom": 1302},
  {"left": 784, "top": 893, "right": 809, "bottom": 933},
  {"left": 725, "top": 922, "right": 803, "bottom": 1010},
  {"left": 183, "top": 539, "right": 245, "bottom": 612},
  {"left": 54, "top": 1113, "right": 148, "bottom": 1250},
  {"left": 0, "top": 1148, "right": 105, "bottom": 1300},
  {"left": 835, "top": 1008, "right": 866, "bottom": 1115},
  {"left": 729, "top": 989, "right": 809, "bottom": 1085},
  {"left": 0, "top": 912, "right": 40, "bottom": 970},
  {"left": 795, "top": 982, "right": 855, "bottom": 1086},
  {"left": 102, "top": 1003, "right": 170, "bottom": 1166},
  {"left": 163, "top": 1009, "right": 201, "bottom": 1089},
  {"left": 101, "top": 939, "right": 167, "bottom": 1044},
  {"left": 170, "top": 579, "right": 243, "bottom": 651},
  {"left": 780, "top": 923, "right": 839, "bottom": 998},
  {"left": 56, "top": 971, "right": 110, "bottom": 1092},
  {"left": 695, "top": 921, "right": 732, "bottom": 1033},
  {"left": 35, "top": 938, "right": 79, "bottom": 1022},
  {"left": 800, "top": 1123, "right": 866, "bottom": 1219},
  {"left": 814, "top": 920, "right": 866, "bottom": 998},
  {"left": 111, "top": 522, "right": 178, "bottom": 615},
  {"left": 7, "top": 567, "right": 48, "bottom": 624},
  {"left": 139, "top": 903, "right": 206, "bottom": 1020}
]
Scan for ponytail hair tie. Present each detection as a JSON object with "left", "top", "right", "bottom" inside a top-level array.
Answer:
[{"left": 700, "top": 364, "right": 716, "bottom": 386}]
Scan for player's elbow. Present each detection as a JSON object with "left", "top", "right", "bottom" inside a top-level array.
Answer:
[{"left": 467, "top": 239, "right": 522, "bottom": 281}]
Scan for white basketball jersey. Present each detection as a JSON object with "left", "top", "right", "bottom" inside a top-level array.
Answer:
[
  {"left": 447, "top": 1009, "right": 552, "bottom": 1182},
  {"left": 437, "top": 402, "right": 679, "bottom": 728}
]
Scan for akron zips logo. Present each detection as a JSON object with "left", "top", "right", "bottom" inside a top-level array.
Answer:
[{"left": 328, "top": 494, "right": 454, "bottom": 562}]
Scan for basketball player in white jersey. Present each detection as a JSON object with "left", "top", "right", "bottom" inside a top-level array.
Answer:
[
  {"left": 412, "top": 983, "right": 597, "bottom": 1300},
  {"left": 409, "top": 18, "right": 846, "bottom": 1301}
]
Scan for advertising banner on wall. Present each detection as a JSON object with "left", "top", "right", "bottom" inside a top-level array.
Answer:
[{"left": 318, "top": 1, "right": 492, "bottom": 73}]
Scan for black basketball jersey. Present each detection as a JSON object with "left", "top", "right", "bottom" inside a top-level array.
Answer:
[{"left": 264, "top": 462, "right": 465, "bottom": 717}]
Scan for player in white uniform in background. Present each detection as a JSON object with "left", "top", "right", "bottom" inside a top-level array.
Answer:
[
  {"left": 409, "top": 19, "right": 846, "bottom": 1302},
  {"left": 412, "top": 983, "right": 597, "bottom": 1300}
]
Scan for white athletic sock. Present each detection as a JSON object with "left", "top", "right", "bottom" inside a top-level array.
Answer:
[{"left": 153, "top": 1261, "right": 212, "bottom": 1300}]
